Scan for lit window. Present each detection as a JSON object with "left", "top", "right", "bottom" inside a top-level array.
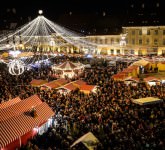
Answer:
[
  {"left": 95, "top": 38, "right": 98, "bottom": 43},
  {"left": 139, "top": 39, "right": 142, "bottom": 45},
  {"left": 117, "top": 49, "right": 120, "bottom": 54},
  {"left": 147, "top": 30, "right": 150, "bottom": 35},
  {"left": 132, "top": 30, "right": 135, "bottom": 35},
  {"left": 154, "top": 39, "right": 158, "bottom": 45},
  {"left": 130, "top": 50, "right": 134, "bottom": 54},
  {"left": 163, "top": 39, "right": 165, "bottom": 45},
  {"left": 105, "top": 39, "right": 107, "bottom": 44},
  {"left": 111, "top": 38, "right": 114, "bottom": 44},
  {"left": 163, "top": 30, "right": 165, "bottom": 35},
  {"left": 146, "top": 39, "right": 150, "bottom": 45},
  {"left": 154, "top": 30, "right": 158, "bottom": 35},
  {"left": 139, "top": 30, "right": 142, "bottom": 35},
  {"left": 132, "top": 39, "right": 135, "bottom": 44}
]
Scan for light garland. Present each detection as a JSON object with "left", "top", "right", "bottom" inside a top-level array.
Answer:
[
  {"left": 8, "top": 59, "right": 25, "bottom": 75},
  {"left": 0, "top": 14, "right": 124, "bottom": 75},
  {"left": 0, "top": 15, "right": 121, "bottom": 51}
]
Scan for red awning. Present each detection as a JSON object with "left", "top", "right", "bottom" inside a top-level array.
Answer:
[
  {"left": 0, "top": 102, "right": 54, "bottom": 148},
  {"left": 43, "top": 79, "right": 68, "bottom": 89},
  {"left": 80, "top": 85, "right": 95, "bottom": 91},
  {"left": 0, "top": 97, "right": 21, "bottom": 110},
  {"left": 0, "top": 95, "right": 42, "bottom": 122},
  {"left": 0, "top": 95, "right": 54, "bottom": 148}
]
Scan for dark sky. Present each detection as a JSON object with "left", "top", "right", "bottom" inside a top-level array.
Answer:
[
  {"left": 2, "top": 0, "right": 127, "bottom": 19},
  {"left": 0, "top": 0, "right": 164, "bottom": 34}
]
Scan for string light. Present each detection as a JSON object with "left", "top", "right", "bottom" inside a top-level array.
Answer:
[
  {"left": 0, "top": 15, "right": 121, "bottom": 51},
  {"left": 0, "top": 14, "right": 124, "bottom": 75}
]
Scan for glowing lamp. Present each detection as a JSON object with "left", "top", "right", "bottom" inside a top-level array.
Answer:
[{"left": 38, "top": 10, "right": 43, "bottom": 15}]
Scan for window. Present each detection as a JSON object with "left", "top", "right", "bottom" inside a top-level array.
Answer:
[
  {"left": 154, "top": 39, "right": 158, "bottom": 45},
  {"left": 105, "top": 39, "right": 107, "bottom": 44},
  {"left": 139, "top": 39, "right": 142, "bottom": 45},
  {"left": 117, "top": 49, "right": 120, "bottom": 54},
  {"left": 139, "top": 30, "right": 142, "bottom": 35},
  {"left": 111, "top": 49, "right": 114, "bottom": 54},
  {"left": 163, "top": 30, "right": 165, "bottom": 35},
  {"left": 111, "top": 38, "right": 114, "bottom": 44},
  {"left": 138, "top": 50, "right": 142, "bottom": 56},
  {"left": 147, "top": 30, "right": 150, "bottom": 35},
  {"left": 162, "top": 50, "right": 165, "bottom": 55},
  {"left": 95, "top": 38, "right": 98, "bottom": 43},
  {"left": 146, "top": 39, "right": 150, "bottom": 45},
  {"left": 130, "top": 49, "right": 134, "bottom": 54},
  {"left": 132, "top": 30, "right": 135, "bottom": 35},
  {"left": 154, "top": 30, "right": 158, "bottom": 35},
  {"left": 132, "top": 39, "right": 135, "bottom": 44},
  {"left": 163, "top": 39, "right": 165, "bottom": 45}
]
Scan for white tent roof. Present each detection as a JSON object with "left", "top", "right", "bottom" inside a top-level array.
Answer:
[
  {"left": 132, "top": 59, "right": 149, "bottom": 67},
  {"left": 70, "top": 132, "right": 99, "bottom": 150},
  {"left": 132, "top": 97, "right": 163, "bottom": 105}
]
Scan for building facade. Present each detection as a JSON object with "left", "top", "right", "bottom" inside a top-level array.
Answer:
[
  {"left": 2, "top": 26, "right": 165, "bottom": 56},
  {"left": 122, "top": 26, "right": 165, "bottom": 56}
]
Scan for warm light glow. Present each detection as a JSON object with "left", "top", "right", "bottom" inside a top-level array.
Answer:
[
  {"left": 9, "top": 50, "right": 21, "bottom": 57},
  {"left": 19, "top": 43, "right": 23, "bottom": 47},
  {"left": 38, "top": 10, "right": 43, "bottom": 15},
  {"left": 6, "top": 44, "right": 10, "bottom": 48}
]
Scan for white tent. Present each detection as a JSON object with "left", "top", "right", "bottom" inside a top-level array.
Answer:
[
  {"left": 70, "top": 132, "right": 99, "bottom": 150},
  {"left": 132, "top": 97, "right": 163, "bottom": 105},
  {"left": 132, "top": 59, "right": 149, "bottom": 67}
]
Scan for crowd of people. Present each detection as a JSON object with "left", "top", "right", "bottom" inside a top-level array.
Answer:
[{"left": 0, "top": 55, "right": 164, "bottom": 150}]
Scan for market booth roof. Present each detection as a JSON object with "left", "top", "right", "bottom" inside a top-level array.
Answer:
[
  {"left": 132, "top": 59, "right": 149, "bottom": 67},
  {"left": 143, "top": 76, "right": 161, "bottom": 82},
  {"left": 0, "top": 95, "right": 54, "bottom": 148},
  {"left": 0, "top": 97, "right": 21, "bottom": 110},
  {"left": 30, "top": 79, "right": 48, "bottom": 87},
  {"left": 53, "top": 61, "right": 84, "bottom": 71},
  {"left": 132, "top": 97, "right": 163, "bottom": 105},
  {"left": 43, "top": 78, "right": 68, "bottom": 89}
]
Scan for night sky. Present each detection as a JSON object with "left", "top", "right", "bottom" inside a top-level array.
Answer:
[
  {"left": 2, "top": 0, "right": 127, "bottom": 18},
  {"left": 0, "top": 0, "right": 164, "bottom": 34}
]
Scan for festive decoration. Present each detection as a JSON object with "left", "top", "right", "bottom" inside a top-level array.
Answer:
[
  {"left": 8, "top": 59, "right": 25, "bottom": 75},
  {"left": 52, "top": 61, "right": 84, "bottom": 78},
  {"left": 0, "top": 13, "right": 122, "bottom": 75},
  {"left": 0, "top": 14, "right": 120, "bottom": 51}
]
